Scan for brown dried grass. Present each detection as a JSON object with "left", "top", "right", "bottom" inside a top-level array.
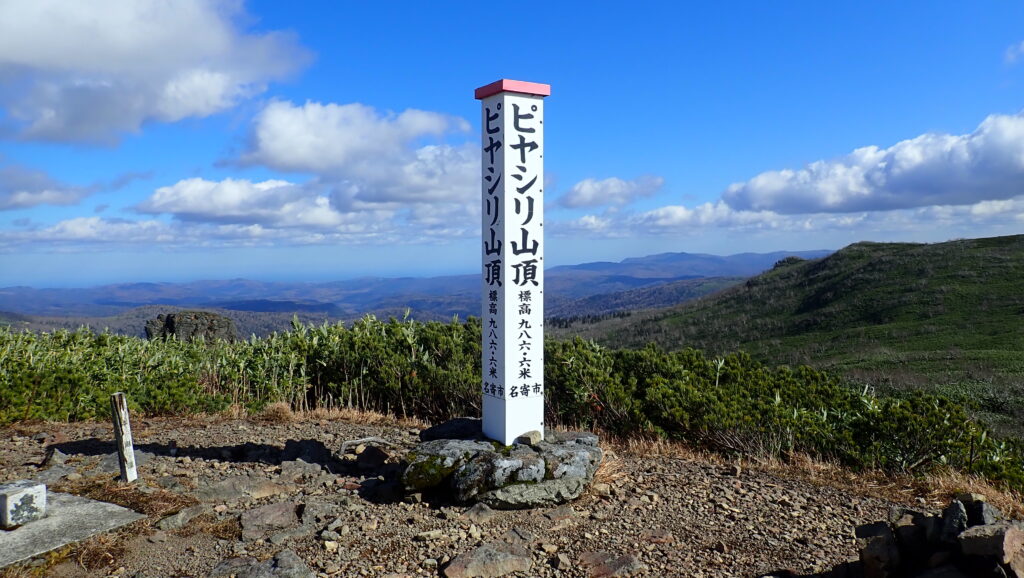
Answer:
[
  {"left": 304, "top": 406, "right": 429, "bottom": 429},
  {"left": 256, "top": 401, "right": 296, "bottom": 424},
  {"left": 172, "top": 512, "right": 241, "bottom": 540},
  {"left": 75, "top": 533, "right": 127, "bottom": 571},
  {"left": 51, "top": 477, "right": 198, "bottom": 517},
  {"left": 592, "top": 448, "right": 627, "bottom": 488}
]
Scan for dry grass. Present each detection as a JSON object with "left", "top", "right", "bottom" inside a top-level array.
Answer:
[
  {"left": 51, "top": 476, "right": 198, "bottom": 517},
  {"left": 305, "top": 405, "right": 429, "bottom": 429},
  {"left": 172, "top": 512, "right": 241, "bottom": 540},
  {"left": 592, "top": 448, "right": 627, "bottom": 488},
  {"left": 256, "top": 401, "right": 296, "bottom": 424},
  {"left": 74, "top": 533, "right": 128, "bottom": 571}
]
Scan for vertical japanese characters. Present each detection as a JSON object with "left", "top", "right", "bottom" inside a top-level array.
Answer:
[{"left": 480, "top": 92, "right": 545, "bottom": 405}]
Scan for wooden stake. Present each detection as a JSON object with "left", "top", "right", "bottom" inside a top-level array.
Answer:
[{"left": 110, "top": 392, "right": 137, "bottom": 483}]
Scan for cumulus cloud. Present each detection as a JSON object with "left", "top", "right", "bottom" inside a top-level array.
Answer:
[
  {"left": 239, "top": 100, "right": 477, "bottom": 204},
  {"left": 0, "top": 0, "right": 310, "bottom": 143},
  {"left": 0, "top": 164, "right": 89, "bottom": 210},
  {"left": 724, "top": 112, "right": 1024, "bottom": 214},
  {"left": 559, "top": 175, "right": 664, "bottom": 208},
  {"left": 0, "top": 215, "right": 390, "bottom": 250},
  {"left": 0, "top": 164, "right": 150, "bottom": 211},
  {"left": 615, "top": 194, "right": 1024, "bottom": 237},
  {"left": 132, "top": 174, "right": 479, "bottom": 245}
]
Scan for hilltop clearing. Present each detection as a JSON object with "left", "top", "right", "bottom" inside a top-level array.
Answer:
[{"left": 5, "top": 413, "right": 1017, "bottom": 577}]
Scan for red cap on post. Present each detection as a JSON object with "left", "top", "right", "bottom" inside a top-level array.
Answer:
[{"left": 475, "top": 79, "right": 551, "bottom": 100}]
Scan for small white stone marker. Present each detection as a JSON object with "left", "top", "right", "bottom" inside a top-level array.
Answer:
[
  {"left": 476, "top": 79, "right": 550, "bottom": 446},
  {"left": 0, "top": 480, "right": 46, "bottom": 529},
  {"left": 110, "top": 392, "right": 137, "bottom": 483}
]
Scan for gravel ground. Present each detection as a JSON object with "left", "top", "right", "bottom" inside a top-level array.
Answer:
[{"left": 0, "top": 415, "right": 908, "bottom": 577}]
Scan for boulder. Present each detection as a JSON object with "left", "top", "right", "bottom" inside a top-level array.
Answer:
[
  {"left": 940, "top": 500, "right": 969, "bottom": 544},
  {"left": 856, "top": 523, "right": 900, "bottom": 578},
  {"left": 403, "top": 440, "right": 496, "bottom": 492},
  {"left": 479, "top": 477, "right": 586, "bottom": 510},
  {"left": 145, "top": 311, "right": 238, "bottom": 342},
  {"left": 240, "top": 501, "right": 300, "bottom": 541},
  {"left": 958, "top": 522, "right": 1023, "bottom": 563},
  {"left": 209, "top": 549, "right": 314, "bottom": 578},
  {"left": 403, "top": 419, "right": 603, "bottom": 509},
  {"left": 443, "top": 541, "right": 533, "bottom": 578}
]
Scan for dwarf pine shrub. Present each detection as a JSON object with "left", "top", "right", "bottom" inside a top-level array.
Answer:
[{"left": 1, "top": 319, "right": 1021, "bottom": 490}]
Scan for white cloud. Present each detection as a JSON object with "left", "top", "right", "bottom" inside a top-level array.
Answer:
[
  {"left": 559, "top": 176, "right": 664, "bottom": 208},
  {"left": 723, "top": 112, "right": 1024, "bottom": 214},
  {"left": 616, "top": 194, "right": 1024, "bottom": 237},
  {"left": 0, "top": 164, "right": 88, "bottom": 210},
  {"left": 240, "top": 100, "right": 476, "bottom": 204},
  {"left": 132, "top": 174, "right": 479, "bottom": 245},
  {"left": 0, "top": 0, "right": 310, "bottom": 143},
  {"left": 137, "top": 177, "right": 398, "bottom": 230},
  {"left": 1006, "top": 41, "right": 1024, "bottom": 64},
  {"left": 634, "top": 201, "right": 782, "bottom": 229}
]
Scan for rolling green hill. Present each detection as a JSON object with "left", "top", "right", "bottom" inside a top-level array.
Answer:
[{"left": 556, "top": 234, "right": 1024, "bottom": 436}]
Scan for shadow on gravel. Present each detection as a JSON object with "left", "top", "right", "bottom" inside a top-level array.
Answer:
[
  {"left": 52, "top": 438, "right": 343, "bottom": 470},
  {"left": 49, "top": 437, "right": 411, "bottom": 504}
]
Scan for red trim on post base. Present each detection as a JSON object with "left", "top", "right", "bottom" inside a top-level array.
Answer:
[{"left": 475, "top": 79, "right": 551, "bottom": 100}]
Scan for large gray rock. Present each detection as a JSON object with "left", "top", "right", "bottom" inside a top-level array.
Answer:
[
  {"left": 452, "top": 451, "right": 527, "bottom": 502},
  {"left": 156, "top": 504, "right": 207, "bottom": 530},
  {"left": 579, "top": 551, "right": 647, "bottom": 577},
  {"left": 958, "top": 522, "right": 1024, "bottom": 563},
  {"left": 145, "top": 311, "right": 238, "bottom": 342},
  {"left": 536, "top": 442, "right": 602, "bottom": 479},
  {"left": 545, "top": 429, "right": 599, "bottom": 446},
  {"left": 940, "top": 500, "right": 969, "bottom": 544},
  {"left": 209, "top": 549, "right": 314, "bottom": 578},
  {"left": 443, "top": 541, "right": 532, "bottom": 578},
  {"left": 403, "top": 420, "right": 603, "bottom": 509},
  {"left": 478, "top": 477, "right": 586, "bottom": 510},
  {"left": 857, "top": 523, "right": 900, "bottom": 578},
  {"left": 404, "top": 440, "right": 496, "bottom": 492},
  {"left": 240, "top": 501, "right": 300, "bottom": 541}
]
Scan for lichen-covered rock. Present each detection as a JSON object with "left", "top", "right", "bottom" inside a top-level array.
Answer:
[
  {"left": 544, "top": 429, "right": 599, "bottom": 446},
  {"left": 536, "top": 442, "right": 603, "bottom": 480},
  {"left": 145, "top": 311, "right": 238, "bottom": 342},
  {"left": 403, "top": 440, "right": 495, "bottom": 492},
  {"left": 402, "top": 420, "right": 602, "bottom": 509},
  {"left": 452, "top": 451, "right": 525, "bottom": 502},
  {"left": 478, "top": 478, "right": 586, "bottom": 510},
  {"left": 509, "top": 448, "right": 545, "bottom": 483}
]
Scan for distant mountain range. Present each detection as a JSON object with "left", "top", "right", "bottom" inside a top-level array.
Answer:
[{"left": 0, "top": 249, "right": 829, "bottom": 336}]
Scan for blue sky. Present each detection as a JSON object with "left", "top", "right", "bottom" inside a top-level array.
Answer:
[{"left": 2, "top": 1, "right": 1024, "bottom": 287}]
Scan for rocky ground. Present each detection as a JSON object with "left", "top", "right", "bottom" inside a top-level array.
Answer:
[{"left": 0, "top": 414, "right": 938, "bottom": 577}]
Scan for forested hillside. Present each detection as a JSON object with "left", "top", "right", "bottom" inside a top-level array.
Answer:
[{"left": 555, "top": 235, "right": 1024, "bottom": 436}]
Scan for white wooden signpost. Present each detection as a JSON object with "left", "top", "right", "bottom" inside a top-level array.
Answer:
[
  {"left": 475, "top": 79, "right": 550, "bottom": 445},
  {"left": 110, "top": 392, "right": 138, "bottom": 483}
]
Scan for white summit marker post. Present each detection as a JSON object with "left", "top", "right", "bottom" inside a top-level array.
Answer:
[{"left": 475, "top": 79, "right": 550, "bottom": 446}]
